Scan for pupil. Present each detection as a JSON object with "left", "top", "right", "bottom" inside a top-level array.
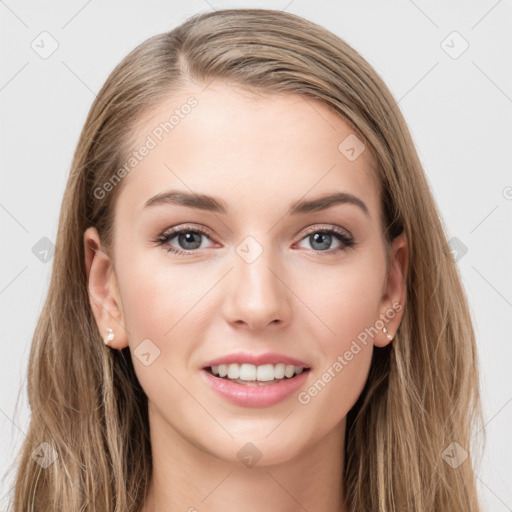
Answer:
[
  {"left": 311, "top": 232, "right": 331, "bottom": 250},
  {"left": 179, "top": 232, "right": 201, "bottom": 250}
]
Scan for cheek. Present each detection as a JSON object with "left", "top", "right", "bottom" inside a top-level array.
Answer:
[
  {"left": 300, "top": 255, "right": 385, "bottom": 350},
  {"left": 297, "top": 279, "right": 377, "bottom": 425},
  {"left": 114, "top": 248, "right": 214, "bottom": 388},
  {"left": 117, "top": 267, "right": 171, "bottom": 338},
  {"left": 115, "top": 245, "right": 206, "bottom": 337},
  {"left": 114, "top": 253, "right": 201, "bottom": 406},
  {"left": 294, "top": 256, "right": 384, "bottom": 410}
]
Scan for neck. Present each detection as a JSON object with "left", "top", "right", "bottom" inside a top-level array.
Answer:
[{"left": 141, "top": 406, "right": 349, "bottom": 512}]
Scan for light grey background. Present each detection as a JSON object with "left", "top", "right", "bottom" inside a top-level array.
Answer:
[{"left": 1, "top": 0, "right": 511, "bottom": 510}]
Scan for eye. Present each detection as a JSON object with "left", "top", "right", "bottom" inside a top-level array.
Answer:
[
  {"left": 154, "top": 225, "right": 216, "bottom": 256},
  {"left": 154, "top": 224, "right": 355, "bottom": 257},
  {"left": 295, "top": 225, "right": 355, "bottom": 255}
]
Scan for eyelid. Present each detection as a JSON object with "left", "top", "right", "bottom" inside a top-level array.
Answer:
[{"left": 299, "top": 223, "right": 353, "bottom": 239}]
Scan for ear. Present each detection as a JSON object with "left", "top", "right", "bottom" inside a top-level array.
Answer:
[
  {"left": 84, "top": 227, "right": 129, "bottom": 350},
  {"left": 375, "top": 231, "right": 408, "bottom": 348}
]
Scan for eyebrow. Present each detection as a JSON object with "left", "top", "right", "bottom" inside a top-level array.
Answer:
[{"left": 143, "top": 189, "right": 370, "bottom": 217}]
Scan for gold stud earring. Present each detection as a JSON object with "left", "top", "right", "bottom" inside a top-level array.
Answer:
[
  {"left": 103, "top": 327, "right": 114, "bottom": 346},
  {"left": 382, "top": 326, "right": 393, "bottom": 341}
]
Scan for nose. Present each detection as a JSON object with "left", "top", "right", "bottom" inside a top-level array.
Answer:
[{"left": 221, "top": 243, "right": 292, "bottom": 331}]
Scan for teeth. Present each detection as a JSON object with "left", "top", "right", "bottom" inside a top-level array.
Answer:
[{"left": 210, "top": 363, "right": 305, "bottom": 381}]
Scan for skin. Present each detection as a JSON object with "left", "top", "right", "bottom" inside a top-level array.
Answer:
[{"left": 84, "top": 81, "right": 407, "bottom": 512}]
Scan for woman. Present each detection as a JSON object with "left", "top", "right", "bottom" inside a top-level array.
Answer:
[{"left": 6, "top": 8, "right": 484, "bottom": 511}]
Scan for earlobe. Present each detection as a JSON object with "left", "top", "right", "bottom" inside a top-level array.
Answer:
[
  {"left": 375, "top": 232, "right": 408, "bottom": 348},
  {"left": 83, "top": 227, "right": 128, "bottom": 350}
]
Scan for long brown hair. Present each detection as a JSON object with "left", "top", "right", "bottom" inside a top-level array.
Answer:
[{"left": 5, "top": 8, "right": 485, "bottom": 511}]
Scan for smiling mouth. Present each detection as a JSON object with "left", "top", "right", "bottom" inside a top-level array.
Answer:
[{"left": 204, "top": 366, "right": 311, "bottom": 385}]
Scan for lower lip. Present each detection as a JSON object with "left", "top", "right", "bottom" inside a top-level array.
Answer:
[{"left": 200, "top": 368, "right": 310, "bottom": 408}]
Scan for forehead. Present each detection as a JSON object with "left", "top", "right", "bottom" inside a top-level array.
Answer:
[{"left": 115, "top": 82, "right": 380, "bottom": 222}]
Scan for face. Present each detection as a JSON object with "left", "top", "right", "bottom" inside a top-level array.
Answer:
[{"left": 85, "top": 81, "right": 407, "bottom": 466}]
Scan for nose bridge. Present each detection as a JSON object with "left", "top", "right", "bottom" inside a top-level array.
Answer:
[{"left": 225, "top": 233, "right": 291, "bottom": 328}]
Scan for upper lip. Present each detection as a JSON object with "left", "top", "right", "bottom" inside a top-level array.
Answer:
[{"left": 202, "top": 352, "right": 311, "bottom": 369}]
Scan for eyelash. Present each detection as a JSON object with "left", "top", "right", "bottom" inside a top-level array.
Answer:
[{"left": 154, "top": 224, "right": 355, "bottom": 257}]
